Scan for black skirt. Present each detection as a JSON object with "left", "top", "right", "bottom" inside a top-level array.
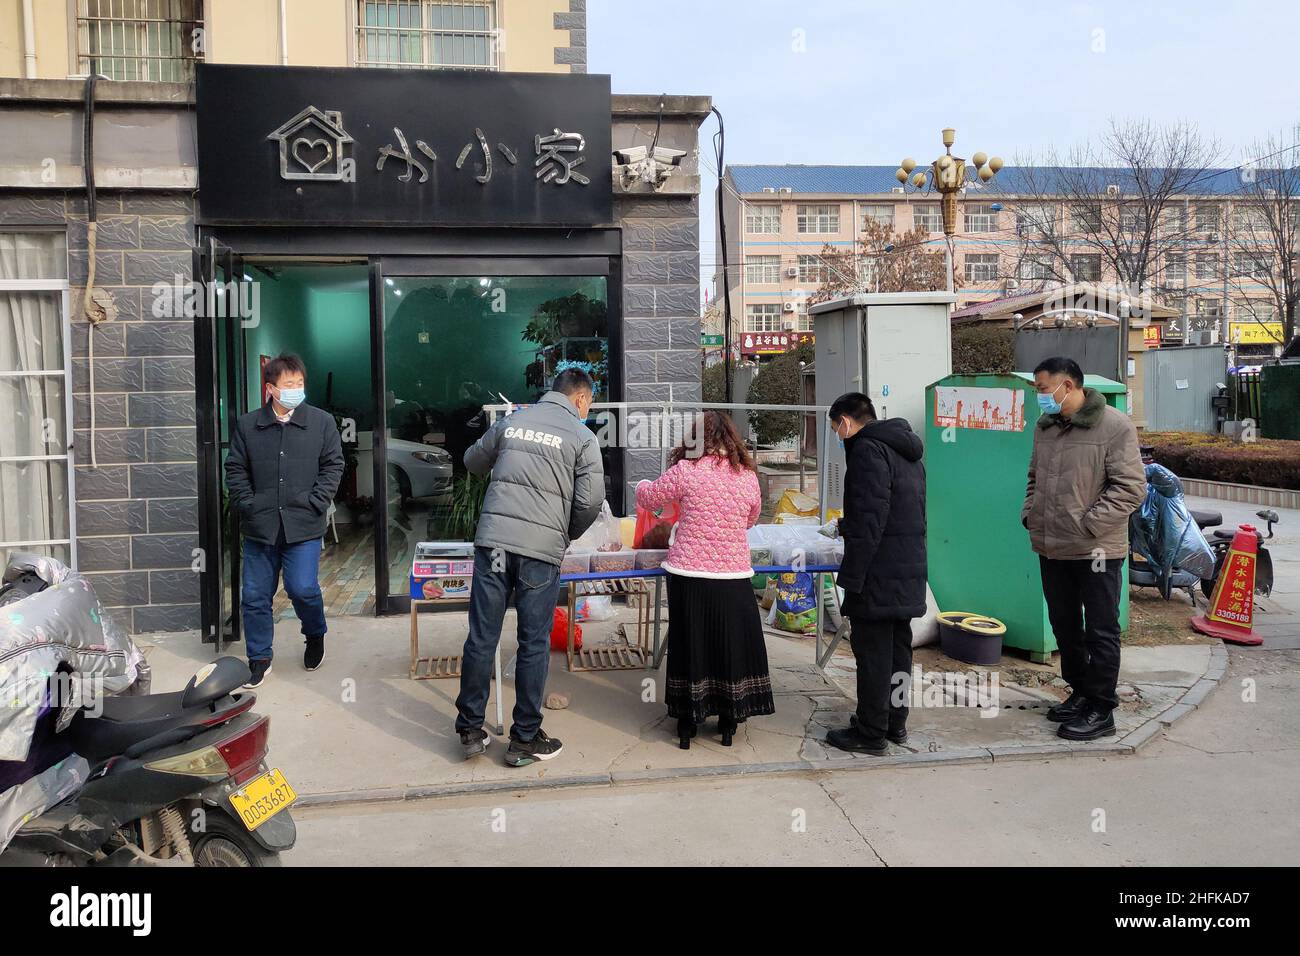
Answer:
[{"left": 664, "top": 573, "right": 775, "bottom": 723}]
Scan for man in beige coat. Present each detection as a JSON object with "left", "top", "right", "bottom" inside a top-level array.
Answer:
[{"left": 1022, "top": 357, "right": 1146, "bottom": 741}]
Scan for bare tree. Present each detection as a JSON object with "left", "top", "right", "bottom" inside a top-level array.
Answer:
[
  {"left": 807, "top": 221, "right": 951, "bottom": 305},
  {"left": 1225, "top": 134, "right": 1299, "bottom": 348},
  {"left": 1007, "top": 119, "right": 1223, "bottom": 312}
]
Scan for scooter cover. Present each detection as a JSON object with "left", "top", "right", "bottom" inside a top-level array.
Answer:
[
  {"left": 0, "top": 555, "right": 151, "bottom": 763},
  {"left": 1128, "top": 463, "right": 1217, "bottom": 582}
]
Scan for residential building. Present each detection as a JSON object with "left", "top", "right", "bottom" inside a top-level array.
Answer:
[
  {"left": 0, "top": 1, "right": 711, "bottom": 637},
  {"left": 715, "top": 164, "right": 1291, "bottom": 360}
]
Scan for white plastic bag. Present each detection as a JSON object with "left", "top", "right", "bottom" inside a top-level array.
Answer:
[
  {"left": 571, "top": 501, "right": 622, "bottom": 553},
  {"left": 575, "top": 595, "right": 614, "bottom": 622}
]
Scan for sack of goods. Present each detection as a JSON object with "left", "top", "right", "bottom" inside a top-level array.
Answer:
[{"left": 773, "top": 571, "right": 818, "bottom": 635}]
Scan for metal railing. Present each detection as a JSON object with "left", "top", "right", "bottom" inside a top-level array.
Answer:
[{"left": 356, "top": 0, "right": 499, "bottom": 70}]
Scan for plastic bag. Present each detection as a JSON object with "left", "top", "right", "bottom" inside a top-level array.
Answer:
[
  {"left": 774, "top": 489, "right": 819, "bottom": 519},
  {"left": 774, "top": 571, "right": 818, "bottom": 634},
  {"left": 575, "top": 595, "right": 614, "bottom": 622},
  {"left": 571, "top": 501, "right": 623, "bottom": 553},
  {"left": 550, "top": 607, "right": 582, "bottom": 651},
  {"left": 634, "top": 499, "right": 679, "bottom": 549}
]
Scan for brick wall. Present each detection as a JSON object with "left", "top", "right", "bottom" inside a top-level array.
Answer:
[
  {"left": 555, "top": 0, "right": 588, "bottom": 73},
  {"left": 0, "top": 191, "right": 200, "bottom": 633}
]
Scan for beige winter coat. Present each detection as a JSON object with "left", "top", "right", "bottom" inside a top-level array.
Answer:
[{"left": 1021, "top": 389, "right": 1147, "bottom": 562}]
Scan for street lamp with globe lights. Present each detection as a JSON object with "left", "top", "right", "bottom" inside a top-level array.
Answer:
[{"left": 897, "top": 128, "right": 1003, "bottom": 292}]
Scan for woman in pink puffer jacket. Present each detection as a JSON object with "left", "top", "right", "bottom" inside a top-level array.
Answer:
[{"left": 635, "top": 411, "right": 774, "bottom": 749}]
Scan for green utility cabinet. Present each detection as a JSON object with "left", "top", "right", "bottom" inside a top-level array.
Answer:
[{"left": 925, "top": 373, "right": 1130, "bottom": 662}]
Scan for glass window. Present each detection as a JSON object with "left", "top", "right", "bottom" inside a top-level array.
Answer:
[
  {"left": 1018, "top": 256, "right": 1053, "bottom": 280},
  {"left": 381, "top": 275, "right": 609, "bottom": 593},
  {"left": 745, "top": 303, "right": 782, "bottom": 332},
  {"left": 859, "top": 204, "right": 893, "bottom": 230},
  {"left": 1070, "top": 253, "right": 1101, "bottom": 281},
  {"left": 1195, "top": 204, "right": 1221, "bottom": 234},
  {"left": 1195, "top": 252, "right": 1220, "bottom": 280},
  {"left": 744, "top": 256, "right": 780, "bottom": 284},
  {"left": 1233, "top": 251, "right": 1271, "bottom": 278},
  {"left": 964, "top": 254, "right": 999, "bottom": 282},
  {"left": 0, "top": 232, "right": 73, "bottom": 569},
  {"left": 796, "top": 204, "right": 839, "bottom": 233},
  {"left": 1119, "top": 205, "right": 1148, "bottom": 234},
  {"left": 1071, "top": 203, "right": 1102, "bottom": 232},
  {"left": 1016, "top": 203, "right": 1056, "bottom": 235},
  {"left": 1233, "top": 205, "right": 1268, "bottom": 234},
  {"left": 78, "top": 0, "right": 203, "bottom": 82},
  {"left": 359, "top": 1, "right": 498, "bottom": 69},
  {"left": 964, "top": 203, "right": 998, "bottom": 234},
  {"left": 912, "top": 203, "right": 942, "bottom": 233},
  {"left": 797, "top": 255, "right": 829, "bottom": 284},
  {"left": 1165, "top": 253, "right": 1186, "bottom": 281},
  {"left": 744, "top": 205, "right": 781, "bottom": 234}
]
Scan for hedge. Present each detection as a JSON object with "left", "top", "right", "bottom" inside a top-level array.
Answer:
[
  {"left": 1143, "top": 431, "right": 1300, "bottom": 491},
  {"left": 952, "top": 324, "right": 1015, "bottom": 375}
]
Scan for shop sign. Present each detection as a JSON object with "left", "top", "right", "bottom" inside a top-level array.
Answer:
[
  {"left": 739, "top": 331, "right": 814, "bottom": 355},
  {"left": 1229, "top": 321, "right": 1284, "bottom": 345},
  {"left": 197, "top": 64, "right": 612, "bottom": 227}
]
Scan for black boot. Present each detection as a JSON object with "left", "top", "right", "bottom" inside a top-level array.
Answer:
[
  {"left": 677, "top": 717, "right": 697, "bottom": 750},
  {"left": 718, "top": 715, "right": 737, "bottom": 747}
]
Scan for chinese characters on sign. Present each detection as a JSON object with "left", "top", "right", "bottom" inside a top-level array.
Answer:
[
  {"left": 1209, "top": 549, "right": 1256, "bottom": 625},
  {"left": 739, "top": 331, "right": 814, "bottom": 355}
]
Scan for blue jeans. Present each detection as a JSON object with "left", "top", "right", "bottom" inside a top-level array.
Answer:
[
  {"left": 241, "top": 531, "right": 327, "bottom": 662},
  {"left": 455, "top": 546, "right": 561, "bottom": 741}
]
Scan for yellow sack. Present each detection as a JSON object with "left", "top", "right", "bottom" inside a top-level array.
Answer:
[{"left": 773, "top": 489, "right": 819, "bottom": 519}]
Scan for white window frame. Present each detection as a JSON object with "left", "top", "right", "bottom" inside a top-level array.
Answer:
[
  {"left": 0, "top": 247, "right": 76, "bottom": 567},
  {"left": 796, "top": 255, "right": 829, "bottom": 284},
  {"left": 913, "top": 203, "right": 942, "bottom": 233},
  {"left": 1018, "top": 256, "right": 1053, "bottom": 281},
  {"left": 963, "top": 203, "right": 998, "bottom": 234},
  {"left": 1070, "top": 253, "right": 1101, "bottom": 281},
  {"left": 76, "top": 0, "right": 204, "bottom": 83},
  {"left": 356, "top": 0, "right": 500, "bottom": 70},
  {"left": 745, "top": 303, "right": 782, "bottom": 332},
  {"left": 858, "top": 204, "right": 893, "bottom": 230},
  {"left": 796, "top": 204, "right": 839, "bottom": 234},
  {"left": 744, "top": 255, "right": 780, "bottom": 284},
  {"left": 964, "top": 254, "right": 999, "bottom": 283},
  {"left": 744, "top": 204, "right": 781, "bottom": 234},
  {"left": 1194, "top": 204, "right": 1221, "bottom": 234}
]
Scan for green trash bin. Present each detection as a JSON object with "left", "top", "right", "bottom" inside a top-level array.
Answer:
[{"left": 925, "top": 372, "right": 1130, "bottom": 663}]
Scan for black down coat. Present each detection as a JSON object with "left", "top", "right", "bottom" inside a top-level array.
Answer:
[{"left": 838, "top": 417, "right": 927, "bottom": 621}]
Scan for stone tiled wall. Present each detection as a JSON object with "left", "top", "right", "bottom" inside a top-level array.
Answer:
[
  {"left": 555, "top": 0, "right": 588, "bottom": 73},
  {"left": 0, "top": 191, "right": 199, "bottom": 634},
  {"left": 615, "top": 193, "right": 702, "bottom": 504}
]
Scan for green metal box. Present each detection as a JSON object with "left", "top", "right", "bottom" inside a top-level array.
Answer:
[{"left": 924, "top": 373, "right": 1130, "bottom": 662}]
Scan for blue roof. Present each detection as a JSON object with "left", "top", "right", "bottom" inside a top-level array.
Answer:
[{"left": 726, "top": 164, "right": 1277, "bottom": 197}]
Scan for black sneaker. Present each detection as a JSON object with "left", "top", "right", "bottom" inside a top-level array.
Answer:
[
  {"left": 1057, "top": 706, "right": 1116, "bottom": 741},
  {"left": 304, "top": 634, "right": 325, "bottom": 671},
  {"left": 505, "top": 729, "right": 564, "bottom": 767},
  {"left": 825, "top": 726, "right": 888, "bottom": 756},
  {"left": 460, "top": 728, "right": 490, "bottom": 759},
  {"left": 244, "top": 659, "right": 272, "bottom": 689},
  {"left": 1046, "top": 691, "right": 1089, "bottom": 723}
]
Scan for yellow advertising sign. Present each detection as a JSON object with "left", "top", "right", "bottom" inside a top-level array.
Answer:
[{"left": 1229, "top": 321, "right": 1283, "bottom": 344}]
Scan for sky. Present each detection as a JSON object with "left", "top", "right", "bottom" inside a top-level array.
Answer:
[{"left": 588, "top": 0, "right": 1300, "bottom": 294}]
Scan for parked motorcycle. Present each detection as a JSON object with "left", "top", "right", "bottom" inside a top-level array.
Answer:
[
  {"left": 0, "top": 555, "right": 296, "bottom": 866},
  {"left": 1201, "top": 508, "right": 1278, "bottom": 599}
]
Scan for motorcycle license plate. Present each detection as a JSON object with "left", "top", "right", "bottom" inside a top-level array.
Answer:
[{"left": 229, "top": 768, "right": 297, "bottom": 831}]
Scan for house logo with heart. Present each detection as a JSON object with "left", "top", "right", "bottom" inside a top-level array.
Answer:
[{"left": 267, "top": 106, "right": 355, "bottom": 182}]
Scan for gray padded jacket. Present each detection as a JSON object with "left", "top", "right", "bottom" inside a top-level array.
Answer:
[{"left": 464, "top": 391, "right": 605, "bottom": 566}]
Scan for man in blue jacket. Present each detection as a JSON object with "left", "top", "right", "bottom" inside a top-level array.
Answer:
[
  {"left": 824, "top": 393, "right": 927, "bottom": 756},
  {"left": 455, "top": 369, "right": 605, "bottom": 766}
]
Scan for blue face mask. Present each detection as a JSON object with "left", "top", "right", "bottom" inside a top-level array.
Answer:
[
  {"left": 837, "top": 437, "right": 845, "bottom": 450},
  {"left": 1037, "top": 383, "right": 1064, "bottom": 415},
  {"left": 275, "top": 386, "right": 306, "bottom": 409}
]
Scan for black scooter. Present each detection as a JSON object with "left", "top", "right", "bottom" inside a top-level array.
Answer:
[
  {"left": 1201, "top": 508, "right": 1279, "bottom": 600},
  {"left": 1, "top": 656, "right": 296, "bottom": 867}
]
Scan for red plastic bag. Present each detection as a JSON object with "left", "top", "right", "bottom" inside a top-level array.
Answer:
[
  {"left": 550, "top": 607, "right": 582, "bottom": 652},
  {"left": 634, "top": 500, "right": 680, "bottom": 549}
]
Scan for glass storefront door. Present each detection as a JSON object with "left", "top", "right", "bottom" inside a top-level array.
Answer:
[{"left": 377, "top": 270, "right": 613, "bottom": 610}]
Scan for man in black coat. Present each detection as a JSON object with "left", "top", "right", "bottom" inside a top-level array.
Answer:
[
  {"left": 824, "top": 393, "right": 927, "bottom": 755},
  {"left": 225, "top": 353, "right": 344, "bottom": 688}
]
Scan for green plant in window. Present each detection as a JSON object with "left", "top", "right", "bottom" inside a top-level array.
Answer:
[{"left": 443, "top": 471, "right": 491, "bottom": 540}]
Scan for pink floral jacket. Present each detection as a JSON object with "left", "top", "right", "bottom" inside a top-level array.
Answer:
[{"left": 635, "top": 455, "right": 762, "bottom": 579}]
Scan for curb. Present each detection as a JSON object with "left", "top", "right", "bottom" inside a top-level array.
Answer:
[{"left": 293, "top": 644, "right": 1232, "bottom": 811}]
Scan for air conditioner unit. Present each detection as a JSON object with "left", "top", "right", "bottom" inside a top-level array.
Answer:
[
  {"left": 1105, "top": 184, "right": 1120, "bottom": 197},
  {"left": 891, "top": 186, "right": 905, "bottom": 194},
  {"left": 782, "top": 318, "right": 796, "bottom": 330},
  {"left": 778, "top": 187, "right": 793, "bottom": 194},
  {"left": 786, "top": 266, "right": 799, "bottom": 278},
  {"left": 782, "top": 302, "right": 796, "bottom": 312},
  {"left": 1004, "top": 279, "right": 1020, "bottom": 291},
  {"left": 1208, "top": 232, "right": 1220, "bottom": 243},
  {"left": 762, "top": 187, "right": 776, "bottom": 193}
]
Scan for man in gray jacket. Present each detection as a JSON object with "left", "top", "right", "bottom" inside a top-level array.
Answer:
[{"left": 455, "top": 369, "right": 605, "bottom": 765}]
